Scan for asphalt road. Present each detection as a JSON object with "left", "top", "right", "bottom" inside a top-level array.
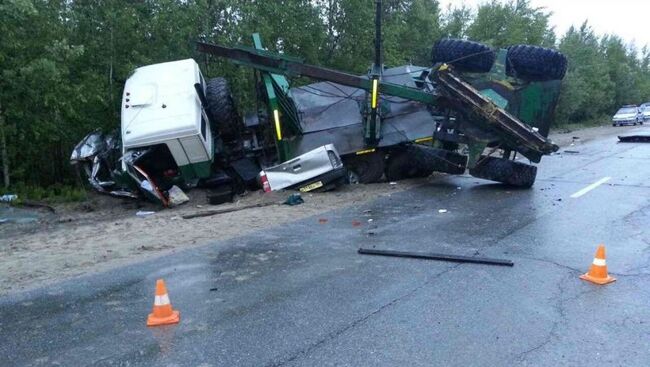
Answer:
[{"left": 2, "top": 126, "right": 649, "bottom": 366}]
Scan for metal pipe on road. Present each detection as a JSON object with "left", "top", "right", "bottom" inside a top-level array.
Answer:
[{"left": 358, "top": 248, "right": 514, "bottom": 267}]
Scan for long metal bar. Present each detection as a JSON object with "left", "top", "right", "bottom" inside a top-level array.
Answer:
[
  {"left": 358, "top": 248, "right": 514, "bottom": 267},
  {"left": 374, "top": 0, "right": 382, "bottom": 67},
  {"left": 196, "top": 42, "right": 436, "bottom": 105},
  {"left": 196, "top": 41, "right": 558, "bottom": 157}
]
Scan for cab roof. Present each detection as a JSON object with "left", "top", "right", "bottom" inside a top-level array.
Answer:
[{"left": 121, "top": 59, "right": 203, "bottom": 149}]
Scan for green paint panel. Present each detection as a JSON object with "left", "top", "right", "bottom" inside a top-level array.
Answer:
[
  {"left": 480, "top": 89, "right": 508, "bottom": 109},
  {"left": 178, "top": 160, "right": 212, "bottom": 180}
]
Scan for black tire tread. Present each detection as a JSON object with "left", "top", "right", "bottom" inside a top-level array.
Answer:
[
  {"left": 385, "top": 146, "right": 434, "bottom": 181},
  {"left": 506, "top": 45, "right": 568, "bottom": 81},
  {"left": 205, "top": 77, "right": 241, "bottom": 138},
  {"left": 386, "top": 145, "right": 467, "bottom": 180},
  {"left": 432, "top": 39, "right": 496, "bottom": 73},
  {"left": 343, "top": 151, "right": 385, "bottom": 184},
  {"left": 469, "top": 156, "right": 537, "bottom": 187}
]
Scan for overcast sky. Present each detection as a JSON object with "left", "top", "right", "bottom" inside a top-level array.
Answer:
[{"left": 439, "top": 0, "right": 650, "bottom": 48}]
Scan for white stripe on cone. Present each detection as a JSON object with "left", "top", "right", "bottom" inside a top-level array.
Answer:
[
  {"left": 155, "top": 294, "right": 170, "bottom": 306},
  {"left": 592, "top": 258, "right": 606, "bottom": 266}
]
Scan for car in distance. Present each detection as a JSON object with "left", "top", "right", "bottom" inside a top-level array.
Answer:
[
  {"left": 639, "top": 102, "right": 650, "bottom": 121},
  {"left": 612, "top": 105, "right": 643, "bottom": 126}
]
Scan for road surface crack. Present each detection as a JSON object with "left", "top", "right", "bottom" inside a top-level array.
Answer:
[
  {"left": 515, "top": 272, "right": 600, "bottom": 362},
  {"left": 265, "top": 264, "right": 461, "bottom": 367}
]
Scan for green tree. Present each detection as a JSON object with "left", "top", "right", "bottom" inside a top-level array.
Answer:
[
  {"left": 556, "top": 22, "right": 614, "bottom": 124},
  {"left": 466, "top": 0, "right": 555, "bottom": 47}
]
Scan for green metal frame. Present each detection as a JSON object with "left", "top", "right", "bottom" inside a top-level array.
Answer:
[{"left": 196, "top": 40, "right": 559, "bottom": 164}]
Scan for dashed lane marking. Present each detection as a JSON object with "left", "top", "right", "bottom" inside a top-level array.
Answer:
[{"left": 570, "top": 177, "right": 612, "bottom": 198}]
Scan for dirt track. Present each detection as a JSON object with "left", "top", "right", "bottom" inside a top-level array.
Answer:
[{"left": 0, "top": 181, "right": 420, "bottom": 295}]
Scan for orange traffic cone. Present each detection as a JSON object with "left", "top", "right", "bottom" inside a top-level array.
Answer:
[
  {"left": 579, "top": 244, "right": 616, "bottom": 285},
  {"left": 147, "top": 279, "right": 180, "bottom": 326}
]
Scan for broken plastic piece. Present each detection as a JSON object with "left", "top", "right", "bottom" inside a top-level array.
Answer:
[
  {"left": 618, "top": 135, "right": 650, "bottom": 143},
  {"left": 136, "top": 211, "right": 155, "bottom": 217},
  {"left": 167, "top": 186, "right": 189, "bottom": 207},
  {"left": 283, "top": 193, "right": 304, "bottom": 206}
]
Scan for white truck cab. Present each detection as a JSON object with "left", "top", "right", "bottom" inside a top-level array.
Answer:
[{"left": 121, "top": 59, "right": 214, "bottom": 181}]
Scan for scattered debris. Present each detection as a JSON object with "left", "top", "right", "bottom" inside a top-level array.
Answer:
[
  {"left": 167, "top": 186, "right": 189, "bottom": 207},
  {"left": 283, "top": 193, "right": 304, "bottom": 206},
  {"left": 182, "top": 202, "right": 277, "bottom": 219},
  {"left": 357, "top": 248, "right": 514, "bottom": 266},
  {"left": 136, "top": 211, "right": 156, "bottom": 217},
  {"left": 618, "top": 135, "right": 650, "bottom": 143}
]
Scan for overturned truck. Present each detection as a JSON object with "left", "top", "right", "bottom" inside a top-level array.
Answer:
[
  {"left": 72, "top": 2, "right": 567, "bottom": 205},
  {"left": 195, "top": 34, "right": 566, "bottom": 187}
]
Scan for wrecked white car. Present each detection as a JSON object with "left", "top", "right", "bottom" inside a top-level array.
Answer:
[{"left": 259, "top": 144, "right": 346, "bottom": 193}]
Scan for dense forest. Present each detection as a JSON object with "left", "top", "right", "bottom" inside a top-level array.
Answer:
[{"left": 2, "top": 0, "right": 650, "bottom": 194}]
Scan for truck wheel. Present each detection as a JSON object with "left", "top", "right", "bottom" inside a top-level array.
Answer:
[
  {"left": 506, "top": 45, "right": 568, "bottom": 81},
  {"left": 344, "top": 151, "right": 385, "bottom": 184},
  {"left": 419, "top": 146, "right": 468, "bottom": 175},
  {"left": 205, "top": 77, "right": 241, "bottom": 139},
  {"left": 432, "top": 39, "right": 495, "bottom": 73},
  {"left": 469, "top": 156, "right": 537, "bottom": 188},
  {"left": 385, "top": 146, "right": 434, "bottom": 181}
]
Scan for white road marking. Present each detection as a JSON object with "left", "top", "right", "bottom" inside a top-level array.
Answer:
[{"left": 570, "top": 177, "right": 612, "bottom": 198}]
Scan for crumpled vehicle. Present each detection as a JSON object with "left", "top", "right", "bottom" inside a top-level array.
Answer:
[
  {"left": 259, "top": 144, "right": 347, "bottom": 193},
  {"left": 70, "top": 130, "right": 138, "bottom": 199},
  {"left": 71, "top": 130, "right": 190, "bottom": 206}
]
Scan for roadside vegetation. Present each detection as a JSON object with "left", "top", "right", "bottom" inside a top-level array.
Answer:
[{"left": 1, "top": 0, "right": 649, "bottom": 198}]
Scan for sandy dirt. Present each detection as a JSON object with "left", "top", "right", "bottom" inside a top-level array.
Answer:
[
  {"left": 0, "top": 181, "right": 420, "bottom": 295},
  {"left": 0, "top": 124, "right": 627, "bottom": 295}
]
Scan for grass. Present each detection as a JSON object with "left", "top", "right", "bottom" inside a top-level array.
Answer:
[
  {"left": 1, "top": 183, "right": 87, "bottom": 204},
  {"left": 552, "top": 115, "right": 611, "bottom": 133}
]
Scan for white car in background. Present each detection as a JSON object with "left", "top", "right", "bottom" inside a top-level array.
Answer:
[
  {"left": 640, "top": 103, "right": 650, "bottom": 121},
  {"left": 612, "top": 105, "right": 644, "bottom": 126}
]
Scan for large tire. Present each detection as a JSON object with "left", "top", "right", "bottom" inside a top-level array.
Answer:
[
  {"left": 385, "top": 146, "right": 434, "bottom": 181},
  {"left": 432, "top": 39, "right": 495, "bottom": 73},
  {"left": 469, "top": 156, "right": 537, "bottom": 188},
  {"left": 344, "top": 151, "right": 385, "bottom": 184},
  {"left": 385, "top": 145, "right": 467, "bottom": 180},
  {"left": 506, "top": 45, "right": 568, "bottom": 81},
  {"left": 419, "top": 146, "right": 467, "bottom": 175},
  {"left": 205, "top": 77, "right": 241, "bottom": 139}
]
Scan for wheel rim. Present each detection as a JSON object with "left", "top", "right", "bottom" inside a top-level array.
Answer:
[{"left": 348, "top": 171, "right": 360, "bottom": 185}]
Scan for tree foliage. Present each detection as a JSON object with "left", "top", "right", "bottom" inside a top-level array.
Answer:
[{"left": 1, "top": 0, "right": 649, "bottom": 190}]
